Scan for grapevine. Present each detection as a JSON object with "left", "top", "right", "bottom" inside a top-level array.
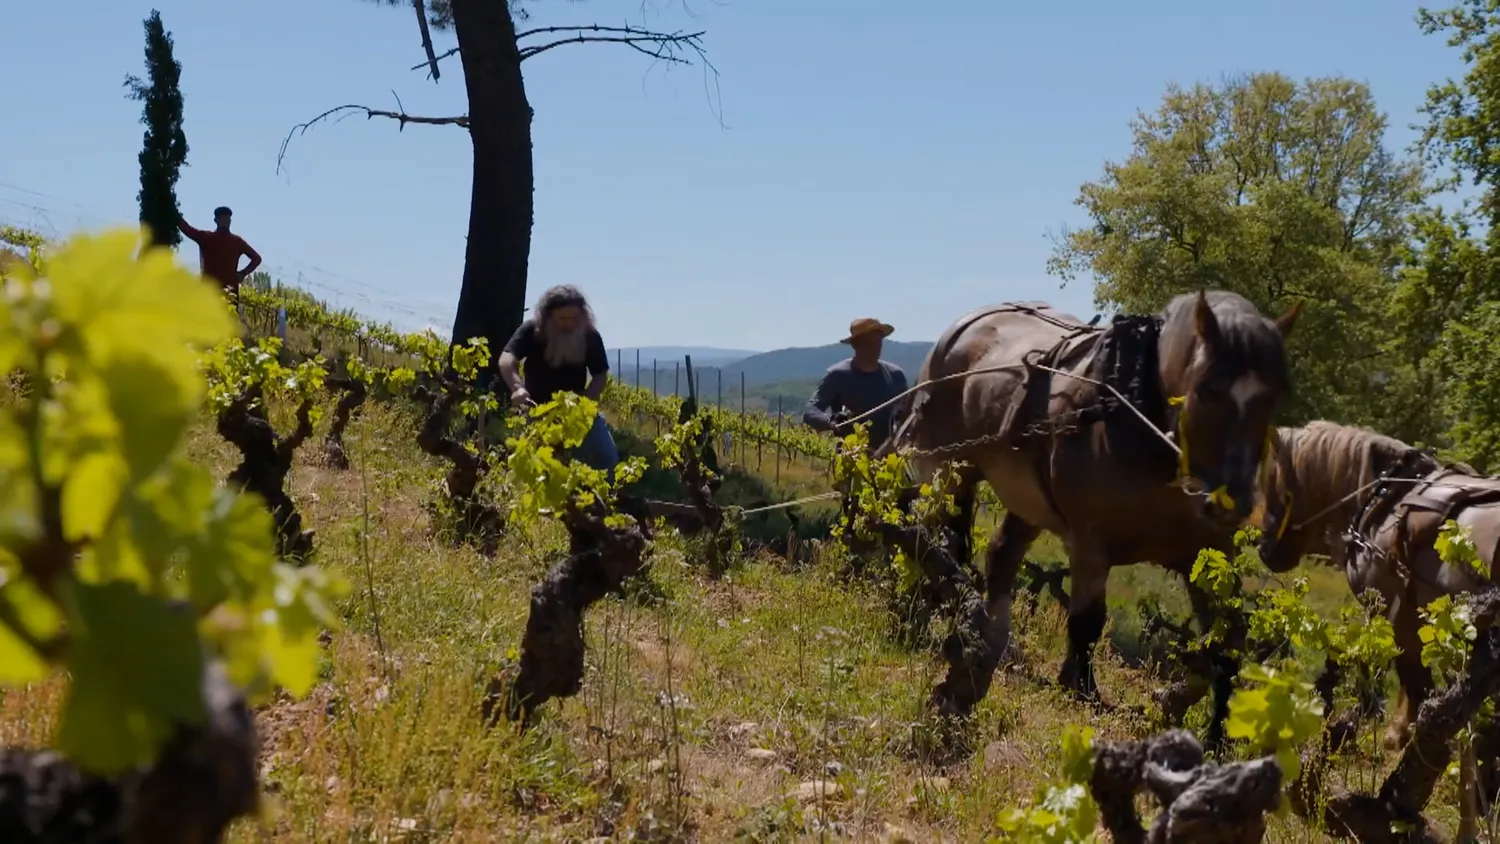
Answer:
[
  {"left": 828, "top": 422, "right": 1001, "bottom": 718},
  {"left": 493, "top": 392, "right": 654, "bottom": 724},
  {"left": 201, "top": 335, "right": 327, "bottom": 561},
  {"left": 656, "top": 404, "right": 740, "bottom": 575},
  {"left": 0, "top": 227, "right": 343, "bottom": 838},
  {"left": 413, "top": 336, "right": 508, "bottom": 554}
]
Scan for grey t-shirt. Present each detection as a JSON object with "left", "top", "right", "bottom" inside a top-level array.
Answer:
[{"left": 802, "top": 359, "right": 909, "bottom": 447}]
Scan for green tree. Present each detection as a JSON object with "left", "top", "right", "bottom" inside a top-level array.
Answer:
[
  {"left": 124, "top": 9, "right": 189, "bottom": 249},
  {"left": 1401, "top": 1, "right": 1500, "bottom": 469},
  {"left": 1048, "top": 72, "right": 1426, "bottom": 428}
]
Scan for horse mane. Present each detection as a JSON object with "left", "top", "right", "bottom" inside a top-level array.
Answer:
[
  {"left": 1275, "top": 420, "right": 1440, "bottom": 535},
  {"left": 1160, "top": 291, "right": 1291, "bottom": 394}
]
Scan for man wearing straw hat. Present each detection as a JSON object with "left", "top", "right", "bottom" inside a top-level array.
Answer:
[{"left": 802, "top": 317, "right": 909, "bottom": 451}]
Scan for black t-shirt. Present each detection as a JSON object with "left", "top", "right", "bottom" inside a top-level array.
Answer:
[{"left": 502, "top": 318, "right": 609, "bottom": 402}]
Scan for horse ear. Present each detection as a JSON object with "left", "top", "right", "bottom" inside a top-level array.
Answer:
[
  {"left": 1274, "top": 300, "right": 1302, "bottom": 338},
  {"left": 1193, "top": 290, "right": 1223, "bottom": 350}
]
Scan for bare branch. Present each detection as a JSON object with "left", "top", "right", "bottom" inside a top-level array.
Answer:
[
  {"left": 277, "top": 91, "right": 468, "bottom": 176},
  {"left": 411, "top": 45, "right": 460, "bottom": 73},
  {"left": 412, "top": 0, "right": 442, "bottom": 81},
  {"left": 516, "top": 24, "right": 707, "bottom": 65}
]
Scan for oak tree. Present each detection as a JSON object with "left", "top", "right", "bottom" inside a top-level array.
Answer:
[{"left": 1049, "top": 72, "right": 1425, "bottom": 429}]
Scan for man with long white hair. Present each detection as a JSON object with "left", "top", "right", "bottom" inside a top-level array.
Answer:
[{"left": 497, "top": 284, "right": 619, "bottom": 474}]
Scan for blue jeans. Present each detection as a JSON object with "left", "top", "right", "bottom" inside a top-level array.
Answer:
[{"left": 573, "top": 413, "right": 620, "bottom": 478}]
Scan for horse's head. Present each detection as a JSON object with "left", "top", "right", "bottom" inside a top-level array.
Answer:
[
  {"left": 1255, "top": 420, "right": 1441, "bottom": 572},
  {"left": 1160, "top": 290, "right": 1300, "bottom": 528},
  {"left": 1252, "top": 426, "right": 1307, "bottom": 573}
]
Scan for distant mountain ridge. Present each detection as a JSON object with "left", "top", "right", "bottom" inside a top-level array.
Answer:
[
  {"left": 723, "top": 340, "right": 934, "bottom": 386},
  {"left": 609, "top": 340, "right": 935, "bottom": 389},
  {"left": 606, "top": 346, "right": 760, "bottom": 368}
]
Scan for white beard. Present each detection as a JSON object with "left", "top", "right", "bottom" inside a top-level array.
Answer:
[{"left": 542, "top": 325, "right": 589, "bottom": 367}]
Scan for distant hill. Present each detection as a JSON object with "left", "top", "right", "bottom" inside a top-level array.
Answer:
[
  {"left": 724, "top": 340, "right": 934, "bottom": 387},
  {"left": 606, "top": 346, "right": 759, "bottom": 369},
  {"left": 608, "top": 340, "right": 936, "bottom": 404}
]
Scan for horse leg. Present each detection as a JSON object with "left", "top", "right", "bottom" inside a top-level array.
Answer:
[
  {"left": 1386, "top": 596, "right": 1432, "bottom": 751},
  {"left": 1057, "top": 540, "right": 1109, "bottom": 702},
  {"left": 949, "top": 473, "right": 979, "bottom": 568},
  {"left": 981, "top": 513, "right": 1042, "bottom": 664},
  {"left": 1387, "top": 657, "right": 1432, "bottom": 751}
]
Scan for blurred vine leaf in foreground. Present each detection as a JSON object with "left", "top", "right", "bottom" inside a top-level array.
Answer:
[{"left": 0, "top": 227, "right": 346, "bottom": 775}]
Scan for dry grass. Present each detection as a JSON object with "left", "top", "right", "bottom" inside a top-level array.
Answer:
[{"left": 0, "top": 395, "right": 1473, "bottom": 842}]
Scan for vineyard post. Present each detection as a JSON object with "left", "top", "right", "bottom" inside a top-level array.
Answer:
[
  {"left": 740, "top": 371, "right": 746, "bottom": 467},
  {"left": 634, "top": 348, "right": 641, "bottom": 426},
  {"left": 775, "top": 395, "right": 783, "bottom": 484},
  {"left": 616, "top": 348, "right": 622, "bottom": 379},
  {"left": 652, "top": 359, "right": 660, "bottom": 437},
  {"left": 674, "top": 361, "right": 680, "bottom": 398},
  {"left": 276, "top": 306, "right": 287, "bottom": 343}
]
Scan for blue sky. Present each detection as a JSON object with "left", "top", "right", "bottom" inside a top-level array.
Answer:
[{"left": 1, "top": 0, "right": 1465, "bottom": 350}]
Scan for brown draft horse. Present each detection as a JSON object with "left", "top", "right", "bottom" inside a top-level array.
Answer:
[
  {"left": 1257, "top": 420, "right": 1500, "bottom": 750},
  {"left": 894, "top": 290, "right": 1300, "bottom": 705}
]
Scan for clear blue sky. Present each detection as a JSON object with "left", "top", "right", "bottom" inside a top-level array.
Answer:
[{"left": 0, "top": 0, "right": 1464, "bottom": 350}]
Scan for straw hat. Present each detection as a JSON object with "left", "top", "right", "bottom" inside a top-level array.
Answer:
[{"left": 841, "top": 317, "right": 895, "bottom": 344}]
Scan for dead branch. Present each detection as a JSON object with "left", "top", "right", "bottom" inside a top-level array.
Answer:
[
  {"left": 517, "top": 24, "right": 708, "bottom": 64},
  {"left": 408, "top": 24, "right": 710, "bottom": 70},
  {"left": 276, "top": 93, "right": 469, "bottom": 175},
  {"left": 412, "top": 0, "right": 442, "bottom": 80}
]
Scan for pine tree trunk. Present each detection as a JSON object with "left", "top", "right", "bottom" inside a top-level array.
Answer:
[{"left": 449, "top": 0, "right": 533, "bottom": 384}]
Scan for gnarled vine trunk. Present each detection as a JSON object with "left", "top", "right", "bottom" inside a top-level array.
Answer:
[
  {"left": 488, "top": 496, "right": 654, "bottom": 725},
  {"left": 0, "top": 660, "right": 257, "bottom": 844},
  {"left": 321, "top": 375, "right": 367, "bottom": 470},
  {"left": 218, "top": 388, "right": 315, "bottom": 562}
]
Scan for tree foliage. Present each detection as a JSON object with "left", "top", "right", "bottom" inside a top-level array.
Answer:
[
  {"left": 124, "top": 9, "right": 188, "bottom": 250},
  {"left": 1049, "top": 72, "right": 1425, "bottom": 429}
]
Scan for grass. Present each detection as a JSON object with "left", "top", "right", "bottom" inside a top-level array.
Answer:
[{"left": 0, "top": 391, "right": 1472, "bottom": 842}]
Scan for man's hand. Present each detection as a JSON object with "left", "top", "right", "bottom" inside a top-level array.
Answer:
[
  {"left": 830, "top": 408, "right": 853, "bottom": 433},
  {"left": 510, "top": 387, "right": 535, "bottom": 409}
]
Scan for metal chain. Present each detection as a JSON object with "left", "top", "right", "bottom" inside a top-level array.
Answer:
[{"left": 895, "top": 394, "right": 1120, "bottom": 460}]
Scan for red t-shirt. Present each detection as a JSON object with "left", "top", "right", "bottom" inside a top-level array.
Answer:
[{"left": 179, "top": 222, "right": 260, "bottom": 296}]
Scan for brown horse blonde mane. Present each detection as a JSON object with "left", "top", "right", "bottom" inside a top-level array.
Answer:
[{"left": 1271, "top": 421, "right": 1439, "bottom": 548}]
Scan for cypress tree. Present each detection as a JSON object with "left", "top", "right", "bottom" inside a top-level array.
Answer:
[{"left": 124, "top": 10, "right": 188, "bottom": 248}]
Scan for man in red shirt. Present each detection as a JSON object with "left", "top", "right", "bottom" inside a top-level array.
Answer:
[{"left": 178, "top": 206, "right": 262, "bottom": 299}]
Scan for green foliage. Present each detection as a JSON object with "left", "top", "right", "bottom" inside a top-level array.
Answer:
[
  {"left": 1048, "top": 71, "right": 1425, "bottom": 429},
  {"left": 655, "top": 411, "right": 714, "bottom": 477},
  {"left": 124, "top": 9, "right": 188, "bottom": 249},
  {"left": 1436, "top": 519, "right": 1486, "bottom": 577},
  {"left": 503, "top": 392, "right": 646, "bottom": 527},
  {"left": 993, "top": 726, "right": 1099, "bottom": 843},
  {"left": 0, "top": 227, "right": 343, "bottom": 774},
  {"left": 1246, "top": 576, "right": 1330, "bottom": 654},
  {"left": 1225, "top": 663, "right": 1325, "bottom": 782},
  {"left": 830, "top": 423, "right": 912, "bottom": 541},
  {"left": 1432, "top": 303, "right": 1500, "bottom": 470},
  {"left": 1188, "top": 527, "right": 1263, "bottom": 647},
  {"left": 1419, "top": 594, "right": 1478, "bottom": 688},
  {"left": 829, "top": 423, "right": 965, "bottom": 590},
  {"left": 201, "top": 336, "right": 327, "bottom": 422}
]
